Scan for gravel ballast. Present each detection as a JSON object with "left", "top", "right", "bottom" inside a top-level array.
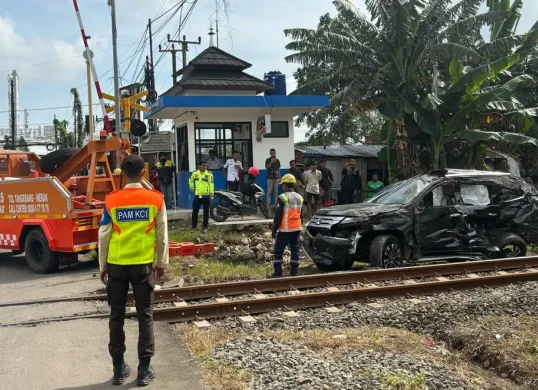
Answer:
[
  {"left": 214, "top": 336, "right": 470, "bottom": 390},
  {"left": 211, "top": 281, "right": 538, "bottom": 337}
]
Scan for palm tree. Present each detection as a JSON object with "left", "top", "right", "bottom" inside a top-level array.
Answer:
[{"left": 284, "top": 0, "right": 522, "bottom": 177}]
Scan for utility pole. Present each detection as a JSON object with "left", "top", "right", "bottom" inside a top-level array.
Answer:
[
  {"left": 159, "top": 43, "right": 181, "bottom": 85},
  {"left": 109, "top": 0, "right": 122, "bottom": 134},
  {"left": 167, "top": 34, "right": 201, "bottom": 71},
  {"left": 148, "top": 19, "right": 154, "bottom": 82},
  {"left": 83, "top": 49, "right": 95, "bottom": 141},
  {"left": 54, "top": 114, "right": 58, "bottom": 150}
]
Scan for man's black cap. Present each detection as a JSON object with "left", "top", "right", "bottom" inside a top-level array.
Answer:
[{"left": 121, "top": 154, "right": 145, "bottom": 170}]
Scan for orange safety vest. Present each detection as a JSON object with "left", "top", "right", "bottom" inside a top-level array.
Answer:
[
  {"left": 279, "top": 191, "right": 303, "bottom": 232},
  {"left": 104, "top": 187, "right": 164, "bottom": 265}
]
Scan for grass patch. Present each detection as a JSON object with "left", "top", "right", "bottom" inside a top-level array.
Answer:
[
  {"left": 449, "top": 315, "right": 538, "bottom": 388},
  {"left": 166, "top": 257, "right": 272, "bottom": 283},
  {"left": 382, "top": 371, "right": 426, "bottom": 390},
  {"left": 168, "top": 226, "right": 245, "bottom": 245},
  {"left": 175, "top": 325, "right": 252, "bottom": 390}
]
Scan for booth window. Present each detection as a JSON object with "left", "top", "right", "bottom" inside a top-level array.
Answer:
[
  {"left": 194, "top": 123, "right": 252, "bottom": 171},
  {"left": 177, "top": 125, "right": 189, "bottom": 171},
  {"left": 264, "top": 121, "right": 289, "bottom": 138}
]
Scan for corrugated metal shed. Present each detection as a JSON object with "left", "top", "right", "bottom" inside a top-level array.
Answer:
[{"left": 295, "top": 144, "right": 383, "bottom": 158}]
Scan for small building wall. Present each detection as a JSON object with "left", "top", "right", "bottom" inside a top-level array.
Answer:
[{"left": 174, "top": 110, "right": 295, "bottom": 208}]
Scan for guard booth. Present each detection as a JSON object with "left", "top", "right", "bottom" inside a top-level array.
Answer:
[
  {"left": 136, "top": 131, "right": 177, "bottom": 207},
  {"left": 146, "top": 45, "right": 328, "bottom": 209}
]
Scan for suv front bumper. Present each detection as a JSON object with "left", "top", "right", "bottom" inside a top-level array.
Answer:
[{"left": 303, "top": 229, "right": 359, "bottom": 266}]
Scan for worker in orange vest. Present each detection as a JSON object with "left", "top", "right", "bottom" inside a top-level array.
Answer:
[
  {"left": 98, "top": 154, "right": 169, "bottom": 386},
  {"left": 269, "top": 173, "right": 304, "bottom": 277}
]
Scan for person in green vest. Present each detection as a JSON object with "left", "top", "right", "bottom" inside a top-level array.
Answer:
[{"left": 367, "top": 173, "right": 384, "bottom": 199}]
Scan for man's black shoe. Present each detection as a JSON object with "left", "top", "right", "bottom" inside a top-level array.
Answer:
[
  {"left": 290, "top": 269, "right": 299, "bottom": 277},
  {"left": 137, "top": 365, "right": 155, "bottom": 386},
  {"left": 266, "top": 272, "right": 283, "bottom": 278},
  {"left": 112, "top": 362, "right": 131, "bottom": 385}
]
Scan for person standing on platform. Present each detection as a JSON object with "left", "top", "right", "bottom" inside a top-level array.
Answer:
[
  {"left": 303, "top": 160, "right": 323, "bottom": 219},
  {"left": 223, "top": 151, "right": 243, "bottom": 192},
  {"left": 98, "top": 154, "right": 169, "bottom": 387},
  {"left": 265, "top": 148, "right": 281, "bottom": 207},
  {"left": 287, "top": 160, "right": 304, "bottom": 196},
  {"left": 156, "top": 152, "right": 174, "bottom": 209},
  {"left": 340, "top": 159, "right": 360, "bottom": 204},
  {"left": 269, "top": 174, "right": 303, "bottom": 278},
  {"left": 189, "top": 161, "right": 214, "bottom": 234},
  {"left": 367, "top": 173, "right": 384, "bottom": 199},
  {"left": 319, "top": 159, "right": 334, "bottom": 206}
]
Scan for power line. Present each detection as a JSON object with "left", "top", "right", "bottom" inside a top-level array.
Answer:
[
  {"left": 0, "top": 41, "right": 142, "bottom": 74},
  {"left": 0, "top": 103, "right": 101, "bottom": 115}
]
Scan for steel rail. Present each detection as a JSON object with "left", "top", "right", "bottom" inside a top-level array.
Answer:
[
  {"left": 2, "top": 268, "right": 537, "bottom": 327},
  {"left": 1, "top": 257, "right": 537, "bottom": 308}
]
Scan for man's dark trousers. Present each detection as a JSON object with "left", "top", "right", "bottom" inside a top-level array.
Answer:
[
  {"left": 192, "top": 196, "right": 210, "bottom": 229},
  {"left": 108, "top": 264, "right": 155, "bottom": 361},
  {"left": 274, "top": 231, "right": 301, "bottom": 273},
  {"left": 227, "top": 180, "right": 239, "bottom": 192}
]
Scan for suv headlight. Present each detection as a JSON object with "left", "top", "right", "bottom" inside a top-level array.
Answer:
[{"left": 341, "top": 214, "right": 374, "bottom": 224}]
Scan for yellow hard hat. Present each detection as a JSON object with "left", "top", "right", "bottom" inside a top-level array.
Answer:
[
  {"left": 280, "top": 173, "right": 297, "bottom": 184},
  {"left": 113, "top": 168, "right": 122, "bottom": 174}
]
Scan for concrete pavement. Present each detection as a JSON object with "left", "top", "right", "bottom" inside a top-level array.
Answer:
[{"left": 0, "top": 252, "right": 208, "bottom": 390}]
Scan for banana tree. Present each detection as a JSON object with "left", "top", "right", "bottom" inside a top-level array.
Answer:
[
  {"left": 285, "top": 0, "right": 512, "bottom": 180},
  {"left": 411, "top": 55, "right": 537, "bottom": 169}
]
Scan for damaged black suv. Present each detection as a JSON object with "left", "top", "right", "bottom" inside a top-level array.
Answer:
[{"left": 304, "top": 169, "right": 538, "bottom": 271}]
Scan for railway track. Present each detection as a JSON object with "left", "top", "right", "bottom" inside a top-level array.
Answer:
[{"left": 2, "top": 257, "right": 538, "bottom": 327}]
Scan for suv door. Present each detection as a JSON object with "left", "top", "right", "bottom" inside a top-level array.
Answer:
[{"left": 414, "top": 185, "right": 462, "bottom": 253}]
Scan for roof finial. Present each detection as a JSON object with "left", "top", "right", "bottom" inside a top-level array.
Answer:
[{"left": 208, "top": 20, "right": 215, "bottom": 47}]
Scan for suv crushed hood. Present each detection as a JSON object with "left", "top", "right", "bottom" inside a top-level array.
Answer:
[{"left": 315, "top": 203, "right": 403, "bottom": 217}]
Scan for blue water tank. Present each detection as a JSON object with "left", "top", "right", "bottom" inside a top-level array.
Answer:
[{"left": 264, "top": 71, "right": 287, "bottom": 96}]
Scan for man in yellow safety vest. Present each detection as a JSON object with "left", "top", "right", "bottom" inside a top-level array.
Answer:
[
  {"left": 99, "top": 154, "right": 169, "bottom": 387},
  {"left": 189, "top": 160, "right": 214, "bottom": 233},
  {"left": 269, "top": 173, "right": 303, "bottom": 277}
]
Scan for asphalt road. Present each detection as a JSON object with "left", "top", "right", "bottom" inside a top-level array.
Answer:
[{"left": 0, "top": 252, "right": 208, "bottom": 390}]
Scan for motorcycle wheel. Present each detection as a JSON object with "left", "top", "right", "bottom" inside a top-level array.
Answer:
[
  {"left": 210, "top": 200, "right": 229, "bottom": 222},
  {"left": 259, "top": 201, "right": 270, "bottom": 219}
]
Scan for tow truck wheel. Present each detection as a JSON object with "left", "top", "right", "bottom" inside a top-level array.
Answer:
[
  {"left": 24, "top": 229, "right": 59, "bottom": 274},
  {"left": 39, "top": 147, "right": 80, "bottom": 174},
  {"left": 370, "top": 235, "right": 403, "bottom": 269}
]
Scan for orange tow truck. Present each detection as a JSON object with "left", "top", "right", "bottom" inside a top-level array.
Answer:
[{"left": 0, "top": 137, "right": 213, "bottom": 273}]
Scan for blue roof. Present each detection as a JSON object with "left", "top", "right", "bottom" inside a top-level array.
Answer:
[
  {"left": 295, "top": 144, "right": 383, "bottom": 158},
  {"left": 146, "top": 95, "right": 329, "bottom": 118}
]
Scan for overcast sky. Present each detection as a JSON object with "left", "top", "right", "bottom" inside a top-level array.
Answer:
[{"left": 0, "top": 0, "right": 537, "bottom": 144}]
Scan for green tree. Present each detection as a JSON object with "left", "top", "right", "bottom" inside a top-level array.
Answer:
[
  {"left": 18, "top": 136, "right": 29, "bottom": 151},
  {"left": 285, "top": 0, "right": 538, "bottom": 177},
  {"left": 70, "top": 88, "right": 84, "bottom": 148},
  {"left": 53, "top": 118, "right": 75, "bottom": 148},
  {"left": 3, "top": 135, "right": 14, "bottom": 150}
]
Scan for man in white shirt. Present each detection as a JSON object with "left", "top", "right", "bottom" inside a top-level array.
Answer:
[
  {"left": 303, "top": 160, "right": 323, "bottom": 218},
  {"left": 223, "top": 150, "right": 243, "bottom": 191},
  {"left": 206, "top": 149, "right": 223, "bottom": 170}
]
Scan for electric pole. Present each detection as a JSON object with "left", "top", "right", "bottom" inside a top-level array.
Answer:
[
  {"left": 54, "top": 114, "right": 58, "bottom": 150},
  {"left": 109, "top": 0, "right": 122, "bottom": 134},
  {"left": 168, "top": 34, "right": 201, "bottom": 70},
  {"left": 159, "top": 43, "right": 181, "bottom": 85}
]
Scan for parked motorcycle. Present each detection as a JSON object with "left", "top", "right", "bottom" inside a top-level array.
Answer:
[{"left": 210, "top": 167, "right": 270, "bottom": 222}]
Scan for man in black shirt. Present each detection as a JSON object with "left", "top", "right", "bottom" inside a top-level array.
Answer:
[
  {"left": 340, "top": 159, "right": 360, "bottom": 204},
  {"left": 319, "top": 159, "right": 334, "bottom": 205},
  {"left": 156, "top": 152, "right": 174, "bottom": 209},
  {"left": 287, "top": 160, "right": 304, "bottom": 195}
]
